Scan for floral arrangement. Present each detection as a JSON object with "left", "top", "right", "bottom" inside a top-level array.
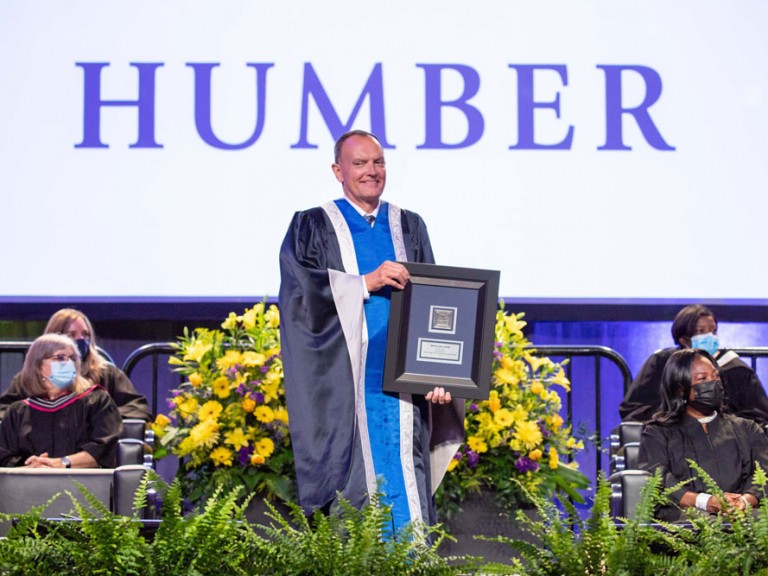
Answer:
[
  {"left": 152, "top": 302, "right": 294, "bottom": 507},
  {"left": 436, "top": 305, "right": 589, "bottom": 516}
]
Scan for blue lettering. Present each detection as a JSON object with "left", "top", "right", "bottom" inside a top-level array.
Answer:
[
  {"left": 597, "top": 65, "right": 675, "bottom": 151},
  {"left": 292, "top": 63, "right": 391, "bottom": 149},
  {"left": 75, "top": 62, "right": 163, "bottom": 149},
  {"left": 187, "top": 63, "right": 274, "bottom": 150},
  {"left": 417, "top": 64, "right": 484, "bottom": 149},
  {"left": 508, "top": 65, "right": 573, "bottom": 150}
]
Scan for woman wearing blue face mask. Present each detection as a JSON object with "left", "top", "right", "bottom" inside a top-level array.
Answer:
[
  {"left": 0, "top": 334, "right": 123, "bottom": 468},
  {"left": 620, "top": 304, "right": 768, "bottom": 426},
  {"left": 0, "top": 308, "right": 150, "bottom": 422},
  {"left": 638, "top": 348, "right": 768, "bottom": 522}
]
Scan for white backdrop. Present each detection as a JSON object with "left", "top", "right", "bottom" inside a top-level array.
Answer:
[{"left": 1, "top": 1, "right": 766, "bottom": 301}]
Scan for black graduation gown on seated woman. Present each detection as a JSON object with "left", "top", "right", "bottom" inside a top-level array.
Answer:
[
  {"left": 0, "top": 386, "right": 123, "bottom": 468},
  {"left": 638, "top": 412, "right": 768, "bottom": 522}
]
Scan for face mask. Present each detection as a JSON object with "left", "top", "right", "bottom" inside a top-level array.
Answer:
[
  {"left": 75, "top": 338, "right": 90, "bottom": 361},
  {"left": 691, "top": 332, "right": 719, "bottom": 356},
  {"left": 688, "top": 379, "right": 724, "bottom": 415},
  {"left": 48, "top": 360, "right": 77, "bottom": 389}
]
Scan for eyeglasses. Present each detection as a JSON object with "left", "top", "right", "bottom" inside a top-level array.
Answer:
[{"left": 47, "top": 354, "right": 74, "bottom": 362}]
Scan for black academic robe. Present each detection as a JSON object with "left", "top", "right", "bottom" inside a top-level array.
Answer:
[
  {"left": 0, "top": 386, "right": 123, "bottom": 468},
  {"left": 639, "top": 412, "right": 768, "bottom": 522},
  {"left": 279, "top": 200, "right": 464, "bottom": 526},
  {"left": 0, "top": 362, "right": 150, "bottom": 421},
  {"left": 619, "top": 348, "right": 768, "bottom": 425}
]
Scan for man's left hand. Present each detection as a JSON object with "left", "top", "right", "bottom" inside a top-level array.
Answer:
[{"left": 425, "top": 386, "right": 452, "bottom": 404}]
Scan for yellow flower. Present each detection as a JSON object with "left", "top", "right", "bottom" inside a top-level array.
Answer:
[
  {"left": 189, "top": 419, "right": 219, "bottom": 448},
  {"left": 221, "top": 312, "right": 239, "bottom": 330},
  {"left": 250, "top": 453, "right": 265, "bottom": 466},
  {"left": 175, "top": 436, "right": 196, "bottom": 457},
  {"left": 273, "top": 406, "right": 289, "bottom": 424},
  {"left": 487, "top": 391, "right": 501, "bottom": 413},
  {"left": 566, "top": 437, "right": 584, "bottom": 450},
  {"left": 254, "top": 405, "right": 274, "bottom": 423},
  {"left": 510, "top": 404, "right": 528, "bottom": 424},
  {"left": 447, "top": 458, "right": 460, "bottom": 471},
  {"left": 529, "top": 448, "right": 543, "bottom": 461},
  {"left": 212, "top": 376, "right": 231, "bottom": 399},
  {"left": 514, "top": 420, "right": 543, "bottom": 450},
  {"left": 261, "top": 377, "right": 280, "bottom": 402},
  {"left": 241, "top": 306, "right": 259, "bottom": 330},
  {"left": 198, "top": 400, "right": 223, "bottom": 422},
  {"left": 210, "top": 446, "right": 234, "bottom": 467},
  {"left": 504, "top": 314, "right": 527, "bottom": 334},
  {"left": 183, "top": 339, "right": 212, "bottom": 363},
  {"left": 551, "top": 367, "right": 571, "bottom": 391},
  {"left": 548, "top": 414, "right": 564, "bottom": 429},
  {"left": 494, "top": 408, "right": 514, "bottom": 428},
  {"left": 188, "top": 372, "right": 203, "bottom": 387},
  {"left": 242, "top": 397, "right": 256, "bottom": 413},
  {"left": 152, "top": 413, "right": 170, "bottom": 436},
  {"left": 467, "top": 435, "right": 488, "bottom": 454},
  {"left": 242, "top": 351, "right": 266, "bottom": 367},
  {"left": 175, "top": 395, "right": 199, "bottom": 420},
  {"left": 216, "top": 350, "right": 244, "bottom": 372},
  {"left": 548, "top": 446, "right": 559, "bottom": 470},
  {"left": 265, "top": 305, "right": 280, "bottom": 328},
  {"left": 224, "top": 427, "right": 250, "bottom": 451},
  {"left": 530, "top": 381, "right": 544, "bottom": 395},
  {"left": 495, "top": 368, "right": 518, "bottom": 386},
  {"left": 255, "top": 437, "right": 275, "bottom": 458}
]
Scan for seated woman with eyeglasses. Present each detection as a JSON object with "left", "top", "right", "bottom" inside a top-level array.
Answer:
[
  {"left": 638, "top": 348, "right": 768, "bottom": 522},
  {"left": 0, "top": 334, "right": 123, "bottom": 468},
  {"left": 0, "top": 308, "right": 150, "bottom": 421}
]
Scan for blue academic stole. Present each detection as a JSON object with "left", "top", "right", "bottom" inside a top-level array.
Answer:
[{"left": 334, "top": 199, "right": 411, "bottom": 530}]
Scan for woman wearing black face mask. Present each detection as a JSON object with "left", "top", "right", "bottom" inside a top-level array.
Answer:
[
  {"left": 638, "top": 348, "right": 768, "bottom": 522},
  {"left": 0, "top": 309, "right": 150, "bottom": 422}
]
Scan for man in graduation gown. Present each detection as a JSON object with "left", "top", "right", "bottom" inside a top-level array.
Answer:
[{"left": 279, "top": 130, "right": 464, "bottom": 531}]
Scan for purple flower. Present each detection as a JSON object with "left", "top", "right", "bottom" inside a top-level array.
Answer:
[
  {"left": 469, "top": 403, "right": 479, "bottom": 413},
  {"left": 466, "top": 451, "right": 480, "bottom": 469},
  {"left": 236, "top": 383, "right": 247, "bottom": 396},
  {"left": 251, "top": 392, "right": 265, "bottom": 404},
  {"left": 515, "top": 457, "right": 539, "bottom": 474},
  {"left": 492, "top": 350, "right": 503, "bottom": 360},
  {"left": 238, "top": 446, "right": 253, "bottom": 467},
  {"left": 260, "top": 366, "right": 269, "bottom": 374}
]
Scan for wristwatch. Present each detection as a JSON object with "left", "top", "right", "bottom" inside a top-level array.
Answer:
[{"left": 61, "top": 456, "right": 72, "bottom": 469}]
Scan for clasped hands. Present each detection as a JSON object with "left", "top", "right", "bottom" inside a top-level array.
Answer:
[
  {"left": 702, "top": 492, "right": 755, "bottom": 514},
  {"left": 24, "top": 452, "right": 64, "bottom": 468}
]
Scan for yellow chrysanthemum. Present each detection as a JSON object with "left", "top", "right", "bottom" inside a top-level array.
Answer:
[
  {"left": 265, "top": 305, "right": 280, "bottom": 328},
  {"left": 188, "top": 372, "right": 203, "bottom": 387},
  {"left": 494, "top": 408, "right": 514, "bottom": 428},
  {"left": 273, "top": 406, "right": 289, "bottom": 424},
  {"left": 175, "top": 395, "right": 199, "bottom": 420},
  {"left": 242, "top": 351, "right": 266, "bottom": 367},
  {"left": 183, "top": 339, "right": 212, "bottom": 363},
  {"left": 529, "top": 448, "right": 543, "bottom": 461},
  {"left": 175, "top": 436, "right": 196, "bottom": 457},
  {"left": 254, "top": 406, "right": 274, "bottom": 423},
  {"left": 548, "top": 446, "right": 559, "bottom": 470},
  {"left": 514, "top": 420, "right": 543, "bottom": 450},
  {"left": 210, "top": 446, "right": 234, "bottom": 467},
  {"left": 216, "top": 350, "right": 244, "bottom": 372},
  {"left": 467, "top": 435, "right": 488, "bottom": 454},
  {"left": 189, "top": 419, "right": 219, "bottom": 448},
  {"left": 254, "top": 437, "right": 275, "bottom": 458},
  {"left": 212, "top": 376, "right": 231, "bottom": 399},
  {"left": 224, "top": 427, "right": 250, "bottom": 451},
  {"left": 250, "top": 453, "right": 265, "bottom": 466},
  {"left": 242, "top": 397, "right": 256, "bottom": 413},
  {"left": 198, "top": 400, "right": 223, "bottom": 422},
  {"left": 221, "top": 312, "right": 239, "bottom": 330}
]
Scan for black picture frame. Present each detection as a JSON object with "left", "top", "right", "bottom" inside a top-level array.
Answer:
[{"left": 383, "top": 263, "right": 500, "bottom": 399}]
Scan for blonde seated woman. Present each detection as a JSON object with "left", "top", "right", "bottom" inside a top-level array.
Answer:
[{"left": 0, "top": 334, "right": 123, "bottom": 468}]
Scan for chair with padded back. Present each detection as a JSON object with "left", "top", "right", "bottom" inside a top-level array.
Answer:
[
  {"left": 112, "top": 464, "right": 153, "bottom": 518},
  {"left": 609, "top": 421, "right": 644, "bottom": 456},
  {"left": 609, "top": 469, "right": 652, "bottom": 520},
  {"left": 0, "top": 468, "right": 114, "bottom": 536}
]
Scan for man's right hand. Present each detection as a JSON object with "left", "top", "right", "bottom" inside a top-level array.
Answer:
[{"left": 365, "top": 261, "right": 410, "bottom": 292}]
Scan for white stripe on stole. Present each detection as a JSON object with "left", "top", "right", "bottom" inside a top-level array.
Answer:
[
  {"left": 322, "top": 201, "right": 378, "bottom": 499},
  {"left": 389, "top": 204, "right": 423, "bottom": 525}
]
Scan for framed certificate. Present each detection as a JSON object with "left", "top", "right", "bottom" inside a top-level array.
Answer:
[{"left": 383, "top": 263, "right": 500, "bottom": 399}]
